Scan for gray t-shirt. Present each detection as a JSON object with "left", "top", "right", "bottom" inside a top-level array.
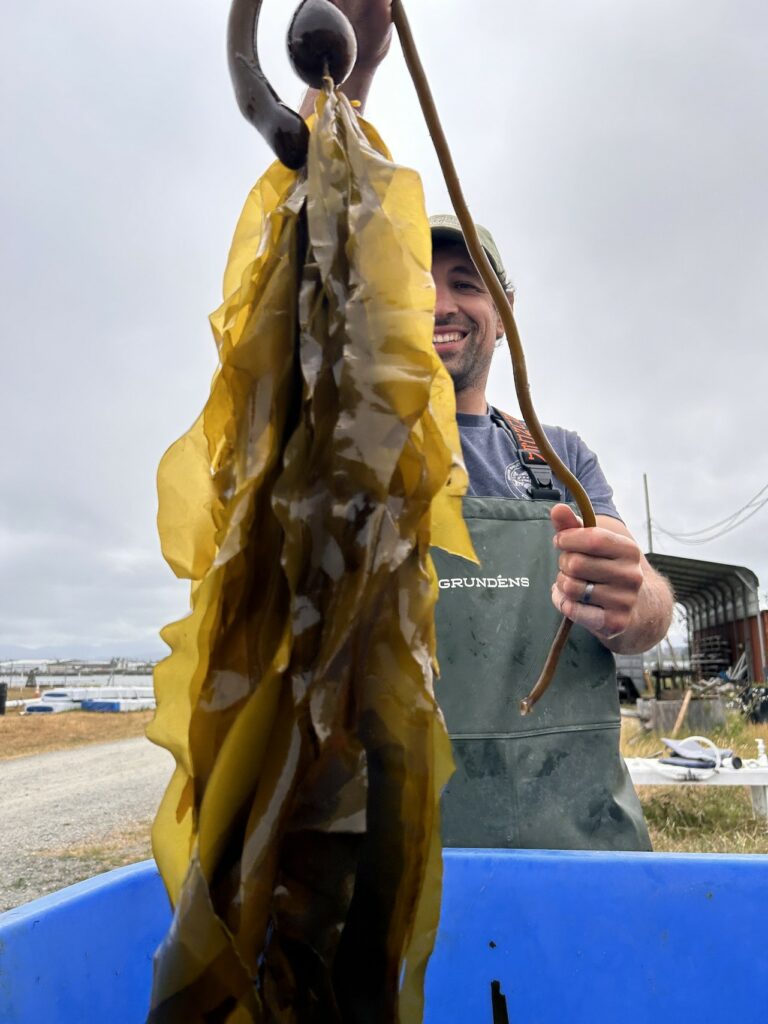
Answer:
[{"left": 457, "top": 410, "right": 621, "bottom": 520}]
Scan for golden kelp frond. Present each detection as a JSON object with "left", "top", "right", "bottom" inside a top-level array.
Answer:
[{"left": 148, "top": 87, "right": 474, "bottom": 1023}]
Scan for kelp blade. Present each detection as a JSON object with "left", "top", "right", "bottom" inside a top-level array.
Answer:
[{"left": 148, "top": 88, "right": 474, "bottom": 1023}]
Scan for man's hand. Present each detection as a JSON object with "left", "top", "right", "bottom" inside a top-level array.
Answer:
[
  {"left": 331, "top": 0, "right": 393, "bottom": 70},
  {"left": 549, "top": 504, "right": 673, "bottom": 653}
]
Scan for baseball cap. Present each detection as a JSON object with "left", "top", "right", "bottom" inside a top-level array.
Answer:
[{"left": 429, "top": 213, "right": 511, "bottom": 291}]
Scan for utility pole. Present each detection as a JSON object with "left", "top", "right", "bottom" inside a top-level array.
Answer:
[
  {"left": 643, "top": 472, "right": 653, "bottom": 553},
  {"left": 643, "top": 473, "right": 664, "bottom": 699}
]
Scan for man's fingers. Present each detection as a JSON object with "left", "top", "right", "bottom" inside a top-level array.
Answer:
[
  {"left": 554, "top": 524, "right": 637, "bottom": 557},
  {"left": 550, "top": 503, "right": 583, "bottom": 534},
  {"left": 557, "top": 552, "right": 644, "bottom": 590},
  {"left": 555, "top": 573, "right": 636, "bottom": 612},
  {"left": 332, "top": 0, "right": 393, "bottom": 68},
  {"left": 551, "top": 584, "right": 627, "bottom": 640}
]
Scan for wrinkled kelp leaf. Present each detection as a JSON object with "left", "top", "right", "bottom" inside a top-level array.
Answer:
[{"left": 148, "top": 87, "right": 475, "bottom": 1023}]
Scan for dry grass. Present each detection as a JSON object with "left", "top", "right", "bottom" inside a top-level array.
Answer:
[
  {"left": 3, "top": 694, "right": 766, "bottom": 856},
  {"left": 0, "top": 705, "right": 153, "bottom": 761},
  {"left": 621, "top": 714, "right": 768, "bottom": 854},
  {"left": 41, "top": 820, "right": 155, "bottom": 873},
  {"left": 8, "top": 821, "right": 156, "bottom": 908},
  {"left": 620, "top": 712, "right": 768, "bottom": 760},
  {"left": 639, "top": 787, "right": 768, "bottom": 854}
]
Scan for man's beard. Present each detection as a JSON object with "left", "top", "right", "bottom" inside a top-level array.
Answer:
[{"left": 436, "top": 319, "right": 492, "bottom": 394}]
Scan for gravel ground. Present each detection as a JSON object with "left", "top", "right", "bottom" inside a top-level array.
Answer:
[{"left": 0, "top": 737, "right": 173, "bottom": 912}]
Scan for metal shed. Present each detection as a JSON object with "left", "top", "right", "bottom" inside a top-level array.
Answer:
[{"left": 646, "top": 553, "right": 766, "bottom": 684}]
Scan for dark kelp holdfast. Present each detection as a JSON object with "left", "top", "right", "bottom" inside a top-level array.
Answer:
[{"left": 228, "top": 0, "right": 598, "bottom": 717}]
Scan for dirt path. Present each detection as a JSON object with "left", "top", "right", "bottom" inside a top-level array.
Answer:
[{"left": 0, "top": 737, "right": 173, "bottom": 912}]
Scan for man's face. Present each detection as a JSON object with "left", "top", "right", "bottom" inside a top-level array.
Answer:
[{"left": 431, "top": 242, "right": 504, "bottom": 396}]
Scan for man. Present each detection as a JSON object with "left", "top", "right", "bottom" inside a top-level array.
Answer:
[
  {"left": 425, "top": 218, "right": 671, "bottom": 850},
  {"left": 302, "top": 1, "right": 674, "bottom": 850},
  {"left": 427, "top": 216, "right": 673, "bottom": 655}
]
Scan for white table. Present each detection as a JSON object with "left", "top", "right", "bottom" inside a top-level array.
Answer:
[{"left": 625, "top": 757, "right": 768, "bottom": 819}]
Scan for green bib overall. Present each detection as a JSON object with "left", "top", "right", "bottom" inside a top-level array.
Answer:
[{"left": 433, "top": 497, "right": 651, "bottom": 851}]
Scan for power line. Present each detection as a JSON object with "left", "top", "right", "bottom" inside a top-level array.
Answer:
[
  {"left": 663, "top": 483, "right": 768, "bottom": 540},
  {"left": 654, "top": 481, "right": 768, "bottom": 539},
  {"left": 653, "top": 488, "right": 768, "bottom": 545}
]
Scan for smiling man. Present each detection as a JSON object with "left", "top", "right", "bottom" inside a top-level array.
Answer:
[
  {"left": 423, "top": 213, "right": 674, "bottom": 850},
  {"left": 430, "top": 224, "right": 506, "bottom": 402},
  {"left": 302, "top": 0, "right": 674, "bottom": 852},
  {"left": 428, "top": 214, "right": 672, "bottom": 654}
]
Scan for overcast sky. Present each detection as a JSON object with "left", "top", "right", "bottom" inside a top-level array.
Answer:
[{"left": 2, "top": 0, "right": 766, "bottom": 659}]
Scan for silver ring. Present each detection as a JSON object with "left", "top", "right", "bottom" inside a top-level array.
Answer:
[{"left": 581, "top": 581, "right": 595, "bottom": 605}]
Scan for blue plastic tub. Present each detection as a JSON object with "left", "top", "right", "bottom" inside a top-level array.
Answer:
[
  {"left": 80, "top": 700, "right": 121, "bottom": 712},
  {"left": 1, "top": 850, "right": 766, "bottom": 1022}
]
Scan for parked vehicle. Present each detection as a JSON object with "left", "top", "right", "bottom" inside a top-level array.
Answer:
[{"left": 615, "top": 654, "right": 645, "bottom": 704}]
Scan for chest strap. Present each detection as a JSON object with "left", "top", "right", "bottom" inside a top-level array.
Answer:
[{"left": 490, "top": 408, "right": 562, "bottom": 501}]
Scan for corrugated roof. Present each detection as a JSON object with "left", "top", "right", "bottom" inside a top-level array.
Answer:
[{"left": 646, "top": 553, "right": 760, "bottom": 617}]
